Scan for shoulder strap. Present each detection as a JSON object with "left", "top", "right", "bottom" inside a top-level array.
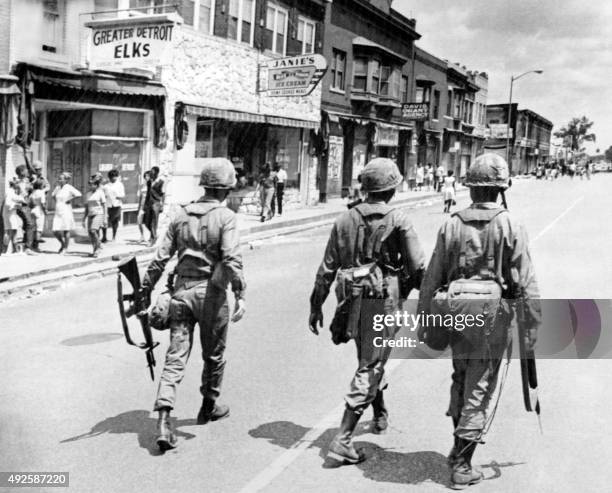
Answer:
[{"left": 352, "top": 207, "right": 391, "bottom": 264}]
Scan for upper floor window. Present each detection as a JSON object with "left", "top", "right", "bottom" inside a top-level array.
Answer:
[
  {"left": 42, "top": 0, "right": 64, "bottom": 54},
  {"left": 379, "top": 67, "right": 400, "bottom": 99},
  {"left": 415, "top": 85, "right": 431, "bottom": 103},
  {"left": 129, "top": 0, "right": 165, "bottom": 14},
  {"left": 229, "top": 0, "right": 255, "bottom": 45},
  {"left": 353, "top": 57, "right": 368, "bottom": 91},
  {"left": 352, "top": 58, "right": 401, "bottom": 98},
  {"left": 264, "top": 3, "right": 288, "bottom": 55},
  {"left": 401, "top": 76, "right": 408, "bottom": 103},
  {"left": 433, "top": 90, "right": 440, "bottom": 119},
  {"left": 297, "top": 17, "right": 316, "bottom": 54},
  {"left": 330, "top": 49, "right": 346, "bottom": 91},
  {"left": 446, "top": 90, "right": 452, "bottom": 116},
  {"left": 198, "top": 0, "right": 215, "bottom": 34}
]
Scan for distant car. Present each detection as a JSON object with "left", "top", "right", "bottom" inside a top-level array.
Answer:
[{"left": 593, "top": 161, "right": 612, "bottom": 172}]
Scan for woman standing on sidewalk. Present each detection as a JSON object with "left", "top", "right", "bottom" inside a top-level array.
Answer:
[
  {"left": 257, "top": 164, "right": 275, "bottom": 222},
  {"left": 137, "top": 171, "right": 150, "bottom": 244},
  {"left": 82, "top": 174, "right": 107, "bottom": 258},
  {"left": 52, "top": 172, "right": 82, "bottom": 255},
  {"left": 442, "top": 170, "right": 456, "bottom": 213},
  {"left": 30, "top": 179, "right": 47, "bottom": 251}
]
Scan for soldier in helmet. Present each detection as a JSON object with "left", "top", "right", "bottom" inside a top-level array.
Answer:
[
  {"left": 141, "top": 158, "right": 246, "bottom": 451},
  {"left": 417, "top": 153, "right": 541, "bottom": 489},
  {"left": 309, "top": 158, "right": 426, "bottom": 465}
]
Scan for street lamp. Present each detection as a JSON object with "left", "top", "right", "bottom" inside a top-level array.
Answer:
[{"left": 506, "top": 70, "right": 543, "bottom": 173}]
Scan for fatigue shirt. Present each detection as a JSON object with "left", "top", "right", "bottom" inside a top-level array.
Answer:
[
  {"left": 143, "top": 198, "right": 246, "bottom": 299},
  {"left": 310, "top": 201, "right": 426, "bottom": 309},
  {"left": 417, "top": 202, "right": 541, "bottom": 329}
]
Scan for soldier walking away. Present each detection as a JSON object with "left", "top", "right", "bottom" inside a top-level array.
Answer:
[
  {"left": 309, "top": 158, "right": 426, "bottom": 466},
  {"left": 141, "top": 158, "right": 246, "bottom": 451},
  {"left": 417, "top": 153, "right": 541, "bottom": 489}
]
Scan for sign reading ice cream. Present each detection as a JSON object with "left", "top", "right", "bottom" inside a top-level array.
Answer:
[
  {"left": 86, "top": 15, "right": 177, "bottom": 72},
  {"left": 262, "top": 54, "right": 327, "bottom": 97}
]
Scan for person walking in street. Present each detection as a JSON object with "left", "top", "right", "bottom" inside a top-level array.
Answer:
[
  {"left": 415, "top": 163, "right": 425, "bottom": 191},
  {"left": 82, "top": 174, "right": 107, "bottom": 258},
  {"left": 309, "top": 158, "right": 426, "bottom": 466},
  {"left": 417, "top": 153, "right": 541, "bottom": 490},
  {"left": 273, "top": 163, "right": 287, "bottom": 216},
  {"left": 14, "top": 164, "right": 37, "bottom": 254},
  {"left": 585, "top": 160, "right": 592, "bottom": 180},
  {"left": 52, "top": 172, "right": 82, "bottom": 255},
  {"left": 144, "top": 166, "right": 165, "bottom": 246},
  {"left": 436, "top": 164, "right": 445, "bottom": 192},
  {"left": 257, "top": 164, "right": 275, "bottom": 222},
  {"left": 443, "top": 170, "right": 457, "bottom": 213},
  {"left": 3, "top": 179, "right": 28, "bottom": 253},
  {"left": 30, "top": 178, "right": 47, "bottom": 250},
  {"left": 141, "top": 158, "right": 246, "bottom": 452},
  {"left": 102, "top": 169, "right": 125, "bottom": 243},
  {"left": 137, "top": 171, "right": 150, "bottom": 244}
]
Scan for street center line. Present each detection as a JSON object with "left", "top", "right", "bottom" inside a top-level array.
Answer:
[
  {"left": 240, "top": 197, "right": 583, "bottom": 491},
  {"left": 238, "top": 359, "right": 401, "bottom": 493},
  {"left": 532, "top": 196, "right": 584, "bottom": 243}
]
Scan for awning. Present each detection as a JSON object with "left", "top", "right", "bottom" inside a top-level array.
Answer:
[
  {"left": 352, "top": 37, "right": 408, "bottom": 63},
  {"left": 24, "top": 64, "right": 166, "bottom": 97},
  {"left": 415, "top": 75, "right": 436, "bottom": 86},
  {"left": 185, "top": 104, "right": 319, "bottom": 129},
  {"left": 325, "top": 110, "right": 414, "bottom": 130}
]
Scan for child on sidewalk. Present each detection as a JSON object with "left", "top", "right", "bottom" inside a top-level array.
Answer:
[{"left": 82, "top": 174, "right": 107, "bottom": 258}]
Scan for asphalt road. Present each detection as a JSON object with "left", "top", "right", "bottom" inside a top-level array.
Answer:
[{"left": 1, "top": 173, "right": 611, "bottom": 493}]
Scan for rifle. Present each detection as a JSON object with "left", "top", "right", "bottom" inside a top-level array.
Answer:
[{"left": 117, "top": 256, "right": 159, "bottom": 381}]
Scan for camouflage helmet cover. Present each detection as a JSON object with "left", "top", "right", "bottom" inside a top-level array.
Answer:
[
  {"left": 464, "top": 153, "right": 510, "bottom": 189},
  {"left": 360, "top": 158, "right": 403, "bottom": 193},
  {"left": 199, "top": 158, "right": 237, "bottom": 189}
]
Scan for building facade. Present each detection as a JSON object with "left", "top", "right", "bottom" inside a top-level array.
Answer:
[
  {"left": 485, "top": 103, "right": 553, "bottom": 174},
  {"left": 317, "top": 0, "right": 420, "bottom": 200}
]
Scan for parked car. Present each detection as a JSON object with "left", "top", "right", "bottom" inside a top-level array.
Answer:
[{"left": 593, "top": 161, "right": 612, "bottom": 172}]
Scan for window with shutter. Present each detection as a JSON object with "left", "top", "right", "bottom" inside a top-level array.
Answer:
[{"left": 42, "top": 0, "right": 64, "bottom": 54}]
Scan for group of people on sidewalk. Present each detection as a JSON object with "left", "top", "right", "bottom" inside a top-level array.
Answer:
[
  {"left": 1, "top": 164, "right": 165, "bottom": 258},
  {"left": 414, "top": 163, "right": 458, "bottom": 214},
  {"left": 257, "top": 163, "right": 287, "bottom": 222}
]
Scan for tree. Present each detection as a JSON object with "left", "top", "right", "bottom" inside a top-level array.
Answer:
[{"left": 554, "top": 116, "right": 596, "bottom": 151}]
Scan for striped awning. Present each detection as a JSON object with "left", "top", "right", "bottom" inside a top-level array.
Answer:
[{"left": 185, "top": 104, "right": 319, "bottom": 129}]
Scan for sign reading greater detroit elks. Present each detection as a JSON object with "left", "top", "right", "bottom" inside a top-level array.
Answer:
[
  {"left": 262, "top": 54, "right": 327, "bottom": 97},
  {"left": 86, "top": 17, "right": 175, "bottom": 71}
]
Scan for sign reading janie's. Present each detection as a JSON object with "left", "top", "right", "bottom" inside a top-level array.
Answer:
[
  {"left": 261, "top": 54, "right": 327, "bottom": 97},
  {"left": 86, "top": 16, "right": 177, "bottom": 72},
  {"left": 401, "top": 103, "right": 430, "bottom": 121}
]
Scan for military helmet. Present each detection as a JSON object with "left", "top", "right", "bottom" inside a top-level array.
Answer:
[
  {"left": 199, "top": 158, "right": 237, "bottom": 189},
  {"left": 360, "top": 158, "right": 403, "bottom": 193},
  {"left": 464, "top": 153, "right": 510, "bottom": 189}
]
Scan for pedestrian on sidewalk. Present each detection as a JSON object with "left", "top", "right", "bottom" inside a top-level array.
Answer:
[
  {"left": 144, "top": 166, "right": 165, "bottom": 246},
  {"left": 102, "top": 169, "right": 125, "bottom": 243},
  {"left": 443, "top": 170, "right": 457, "bottom": 213},
  {"left": 309, "top": 158, "right": 426, "bottom": 467},
  {"left": 30, "top": 178, "right": 47, "bottom": 250},
  {"left": 82, "top": 174, "right": 107, "bottom": 258},
  {"left": 257, "top": 163, "right": 275, "bottom": 222},
  {"left": 436, "top": 164, "right": 445, "bottom": 192},
  {"left": 273, "top": 163, "right": 287, "bottom": 215},
  {"left": 3, "top": 179, "right": 27, "bottom": 253},
  {"left": 14, "top": 165, "right": 37, "bottom": 254},
  {"left": 141, "top": 158, "right": 246, "bottom": 452},
  {"left": 569, "top": 161, "right": 576, "bottom": 178},
  {"left": 137, "top": 171, "right": 150, "bottom": 243},
  {"left": 426, "top": 163, "right": 434, "bottom": 191},
  {"left": 415, "top": 163, "right": 424, "bottom": 191},
  {"left": 52, "top": 172, "right": 82, "bottom": 255},
  {"left": 417, "top": 153, "right": 541, "bottom": 490}
]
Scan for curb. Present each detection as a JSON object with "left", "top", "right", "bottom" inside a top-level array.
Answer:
[{"left": 0, "top": 190, "right": 464, "bottom": 302}]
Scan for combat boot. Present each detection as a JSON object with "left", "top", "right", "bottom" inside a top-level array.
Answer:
[
  {"left": 196, "top": 398, "right": 230, "bottom": 425},
  {"left": 450, "top": 439, "right": 483, "bottom": 490},
  {"left": 371, "top": 390, "right": 388, "bottom": 434},
  {"left": 326, "top": 407, "right": 365, "bottom": 465},
  {"left": 156, "top": 408, "right": 177, "bottom": 451},
  {"left": 447, "top": 416, "right": 461, "bottom": 466}
]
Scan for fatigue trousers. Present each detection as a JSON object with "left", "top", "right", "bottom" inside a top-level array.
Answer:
[
  {"left": 345, "top": 277, "right": 400, "bottom": 414},
  {"left": 154, "top": 278, "right": 229, "bottom": 411},
  {"left": 448, "top": 330, "right": 511, "bottom": 442}
]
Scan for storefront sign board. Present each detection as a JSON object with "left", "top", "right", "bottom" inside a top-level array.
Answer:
[
  {"left": 262, "top": 54, "right": 328, "bottom": 97},
  {"left": 401, "top": 103, "right": 429, "bottom": 121}
]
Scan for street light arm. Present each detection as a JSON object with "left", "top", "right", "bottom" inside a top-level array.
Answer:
[{"left": 512, "top": 70, "right": 543, "bottom": 82}]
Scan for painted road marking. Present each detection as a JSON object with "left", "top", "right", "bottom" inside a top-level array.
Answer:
[{"left": 239, "top": 197, "right": 585, "bottom": 492}]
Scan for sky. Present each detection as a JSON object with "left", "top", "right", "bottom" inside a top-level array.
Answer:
[{"left": 394, "top": 0, "right": 612, "bottom": 153}]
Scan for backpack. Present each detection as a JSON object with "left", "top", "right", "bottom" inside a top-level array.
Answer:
[
  {"left": 422, "top": 209, "right": 508, "bottom": 350},
  {"left": 329, "top": 207, "right": 390, "bottom": 345}
]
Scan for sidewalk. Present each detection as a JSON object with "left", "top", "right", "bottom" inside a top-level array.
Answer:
[{"left": 0, "top": 188, "right": 463, "bottom": 299}]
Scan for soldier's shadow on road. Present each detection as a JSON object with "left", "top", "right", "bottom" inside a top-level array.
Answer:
[
  {"left": 60, "top": 410, "right": 197, "bottom": 456},
  {"left": 249, "top": 421, "right": 450, "bottom": 487}
]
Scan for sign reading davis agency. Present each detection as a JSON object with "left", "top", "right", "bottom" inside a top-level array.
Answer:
[
  {"left": 86, "top": 16, "right": 176, "bottom": 72},
  {"left": 262, "top": 54, "right": 328, "bottom": 97},
  {"left": 401, "top": 103, "right": 430, "bottom": 121}
]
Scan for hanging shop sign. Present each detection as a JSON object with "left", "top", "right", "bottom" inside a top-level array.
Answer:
[
  {"left": 374, "top": 125, "right": 399, "bottom": 147},
  {"left": 488, "top": 123, "right": 513, "bottom": 139},
  {"left": 401, "top": 103, "right": 429, "bottom": 121},
  {"left": 261, "top": 54, "right": 328, "bottom": 97},
  {"left": 86, "top": 16, "right": 177, "bottom": 72}
]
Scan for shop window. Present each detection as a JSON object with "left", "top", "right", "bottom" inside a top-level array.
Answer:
[
  {"left": 42, "top": 0, "right": 64, "bottom": 54},
  {"left": 433, "top": 90, "right": 440, "bottom": 119},
  {"left": 228, "top": 0, "right": 255, "bottom": 45},
  {"left": 353, "top": 57, "right": 368, "bottom": 91},
  {"left": 331, "top": 49, "right": 346, "bottom": 91},
  {"left": 92, "top": 110, "right": 144, "bottom": 137},
  {"left": 401, "top": 76, "right": 408, "bottom": 103},
  {"left": 297, "top": 17, "right": 316, "bottom": 54},
  {"left": 195, "top": 120, "right": 214, "bottom": 158},
  {"left": 264, "top": 3, "right": 288, "bottom": 55}
]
